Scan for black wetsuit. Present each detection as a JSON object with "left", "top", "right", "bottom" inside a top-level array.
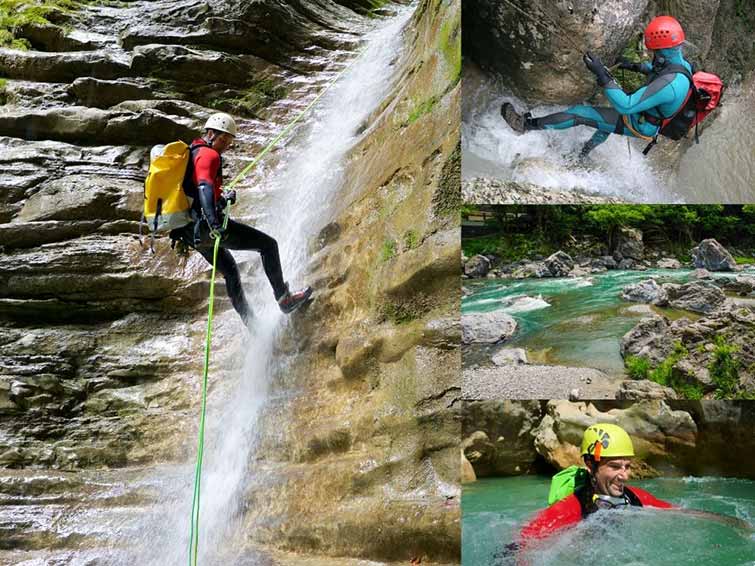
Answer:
[{"left": 171, "top": 138, "right": 287, "bottom": 322}]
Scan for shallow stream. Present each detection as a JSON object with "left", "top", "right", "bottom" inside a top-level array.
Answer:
[{"left": 463, "top": 475, "right": 755, "bottom": 566}]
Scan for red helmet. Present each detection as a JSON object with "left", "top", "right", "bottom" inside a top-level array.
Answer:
[{"left": 644, "top": 16, "right": 685, "bottom": 50}]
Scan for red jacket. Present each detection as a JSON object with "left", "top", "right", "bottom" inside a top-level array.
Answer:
[
  {"left": 519, "top": 486, "right": 672, "bottom": 543},
  {"left": 189, "top": 138, "right": 223, "bottom": 202}
]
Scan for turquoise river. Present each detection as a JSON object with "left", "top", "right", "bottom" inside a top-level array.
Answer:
[
  {"left": 462, "top": 269, "right": 755, "bottom": 374},
  {"left": 463, "top": 475, "right": 755, "bottom": 565}
]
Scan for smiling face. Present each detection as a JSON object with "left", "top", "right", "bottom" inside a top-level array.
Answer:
[{"left": 593, "top": 458, "right": 632, "bottom": 497}]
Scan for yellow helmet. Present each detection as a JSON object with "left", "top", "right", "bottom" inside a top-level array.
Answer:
[{"left": 580, "top": 423, "right": 634, "bottom": 461}]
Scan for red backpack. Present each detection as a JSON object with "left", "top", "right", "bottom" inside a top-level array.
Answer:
[{"left": 642, "top": 65, "right": 724, "bottom": 154}]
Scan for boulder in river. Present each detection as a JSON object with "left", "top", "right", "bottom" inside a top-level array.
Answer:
[
  {"left": 616, "top": 227, "right": 644, "bottom": 261},
  {"left": 621, "top": 278, "right": 668, "bottom": 306},
  {"left": 620, "top": 315, "right": 674, "bottom": 365},
  {"left": 464, "top": 254, "right": 491, "bottom": 278},
  {"left": 491, "top": 347, "right": 528, "bottom": 366},
  {"left": 663, "top": 280, "right": 726, "bottom": 314},
  {"left": 462, "top": 310, "right": 517, "bottom": 344},
  {"left": 544, "top": 250, "right": 574, "bottom": 277},
  {"left": 657, "top": 257, "right": 682, "bottom": 269},
  {"left": 691, "top": 239, "right": 737, "bottom": 271}
]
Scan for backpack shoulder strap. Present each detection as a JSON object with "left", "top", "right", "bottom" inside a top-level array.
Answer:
[{"left": 623, "top": 486, "right": 644, "bottom": 507}]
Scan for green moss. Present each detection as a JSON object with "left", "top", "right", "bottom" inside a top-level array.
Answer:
[
  {"left": 209, "top": 77, "right": 288, "bottom": 117},
  {"left": 0, "top": 0, "right": 85, "bottom": 50},
  {"left": 438, "top": 11, "right": 461, "bottom": 84},
  {"left": 403, "top": 229, "right": 419, "bottom": 251},
  {"left": 615, "top": 32, "right": 647, "bottom": 93},
  {"left": 380, "top": 238, "right": 397, "bottom": 262},
  {"left": 0, "top": 78, "right": 7, "bottom": 105},
  {"left": 406, "top": 95, "right": 440, "bottom": 125},
  {"left": 734, "top": 256, "right": 755, "bottom": 264}
]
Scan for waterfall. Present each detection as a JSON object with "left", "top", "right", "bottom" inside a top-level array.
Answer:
[{"left": 131, "top": 5, "right": 417, "bottom": 564}]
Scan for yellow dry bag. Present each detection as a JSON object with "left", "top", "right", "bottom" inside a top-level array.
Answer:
[{"left": 143, "top": 141, "right": 193, "bottom": 233}]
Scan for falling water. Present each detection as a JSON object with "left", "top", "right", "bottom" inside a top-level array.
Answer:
[
  {"left": 462, "top": 65, "right": 755, "bottom": 203},
  {"left": 128, "top": 4, "right": 417, "bottom": 565}
]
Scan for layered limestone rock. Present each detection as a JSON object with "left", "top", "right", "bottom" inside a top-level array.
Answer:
[
  {"left": 0, "top": 0, "right": 461, "bottom": 563},
  {"left": 463, "top": 400, "right": 755, "bottom": 480},
  {"left": 461, "top": 400, "right": 542, "bottom": 477}
]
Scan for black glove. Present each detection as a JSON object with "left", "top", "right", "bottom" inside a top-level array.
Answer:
[
  {"left": 217, "top": 189, "right": 237, "bottom": 210},
  {"left": 615, "top": 57, "right": 643, "bottom": 73},
  {"left": 583, "top": 51, "right": 613, "bottom": 87}
]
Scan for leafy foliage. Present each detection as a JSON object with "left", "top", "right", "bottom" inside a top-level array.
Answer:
[{"left": 709, "top": 336, "right": 740, "bottom": 398}]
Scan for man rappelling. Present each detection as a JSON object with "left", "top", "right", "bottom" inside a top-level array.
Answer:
[
  {"left": 168, "top": 113, "right": 312, "bottom": 324},
  {"left": 502, "top": 16, "right": 722, "bottom": 159}
]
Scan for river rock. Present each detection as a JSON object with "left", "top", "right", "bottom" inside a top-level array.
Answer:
[
  {"left": 491, "top": 347, "right": 528, "bottom": 366},
  {"left": 657, "top": 257, "right": 682, "bottom": 269},
  {"left": 663, "top": 280, "right": 726, "bottom": 314},
  {"left": 511, "top": 261, "right": 550, "bottom": 278},
  {"left": 616, "top": 227, "right": 644, "bottom": 260},
  {"left": 616, "top": 380, "right": 678, "bottom": 400},
  {"left": 621, "top": 278, "right": 668, "bottom": 306},
  {"left": 618, "top": 258, "right": 635, "bottom": 270},
  {"left": 464, "top": 254, "right": 491, "bottom": 278},
  {"left": 690, "top": 268, "right": 712, "bottom": 279},
  {"left": 691, "top": 239, "right": 737, "bottom": 271},
  {"left": 620, "top": 315, "right": 674, "bottom": 365},
  {"left": 544, "top": 250, "right": 574, "bottom": 277},
  {"left": 724, "top": 274, "right": 755, "bottom": 296},
  {"left": 461, "top": 400, "right": 542, "bottom": 476},
  {"left": 462, "top": 310, "right": 517, "bottom": 344}
]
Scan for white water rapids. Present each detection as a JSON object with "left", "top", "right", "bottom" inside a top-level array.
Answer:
[{"left": 462, "top": 64, "right": 755, "bottom": 203}]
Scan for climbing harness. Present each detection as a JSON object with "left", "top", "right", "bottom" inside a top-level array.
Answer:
[{"left": 187, "top": 46, "right": 366, "bottom": 566}]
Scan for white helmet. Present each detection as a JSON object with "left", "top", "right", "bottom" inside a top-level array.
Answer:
[{"left": 204, "top": 112, "right": 237, "bottom": 136}]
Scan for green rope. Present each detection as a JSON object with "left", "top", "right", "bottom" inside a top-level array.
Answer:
[{"left": 187, "top": 46, "right": 365, "bottom": 566}]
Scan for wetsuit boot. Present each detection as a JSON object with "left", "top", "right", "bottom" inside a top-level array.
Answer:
[
  {"left": 277, "top": 283, "right": 313, "bottom": 314},
  {"left": 501, "top": 103, "right": 539, "bottom": 134}
]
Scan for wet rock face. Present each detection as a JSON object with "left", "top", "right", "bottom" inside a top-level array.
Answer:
[
  {"left": 463, "top": 0, "right": 649, "bottom": 102},
  {"left": 691, "top": 238, "right": 738, "bottom": 271}
]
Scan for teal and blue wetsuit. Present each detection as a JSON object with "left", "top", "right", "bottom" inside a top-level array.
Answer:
[{"left": 529, "top": 48, "right": 692, "bottom": 155}]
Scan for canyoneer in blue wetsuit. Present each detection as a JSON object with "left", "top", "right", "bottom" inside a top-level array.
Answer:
[{"left": 502, "top": 16, "right": 693, "bottom": 160}]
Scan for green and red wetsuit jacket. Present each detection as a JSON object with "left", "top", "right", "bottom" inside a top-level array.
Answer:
[{"left": 519, "top": 485, "right": 672, "bottom": 545}]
